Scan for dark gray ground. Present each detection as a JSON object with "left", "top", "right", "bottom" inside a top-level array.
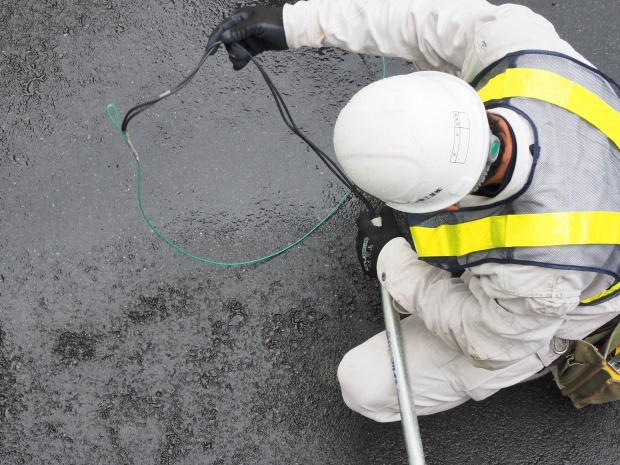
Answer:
[{"left": 1, "top": 1, "right": 619, "bottom": 464}]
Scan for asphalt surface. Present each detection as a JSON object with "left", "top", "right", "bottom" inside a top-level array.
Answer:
[{"left": 1, "top": 1, "right": 619, "bottom": 464}]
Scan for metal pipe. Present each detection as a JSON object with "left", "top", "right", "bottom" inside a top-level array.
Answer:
[{"left": 381, "top": 286, "right": 426, "bottom": 465}]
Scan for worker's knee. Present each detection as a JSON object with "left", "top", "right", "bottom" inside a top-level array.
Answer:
[{"left": 337, "top": 347, "right": 400, "bottom": 423}]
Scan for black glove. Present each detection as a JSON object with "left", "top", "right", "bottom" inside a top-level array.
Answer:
[
  {"left": 207, "top": 6, "right": 288, "bottom": 70},
  {"left": 356, "top": 206, "right": 405, "bottom": 278}
]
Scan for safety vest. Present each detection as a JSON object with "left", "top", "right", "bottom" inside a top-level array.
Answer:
[{"left": 408, "top": 51, "right": 620, "bottom": 306}]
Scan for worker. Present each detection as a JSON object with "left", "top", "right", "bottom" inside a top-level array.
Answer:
[{"left": 207, "top": 0, "right": 620, "bottom": 420}]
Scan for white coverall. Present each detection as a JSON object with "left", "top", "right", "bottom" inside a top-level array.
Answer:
[{"left": 283, "top": 0, "right": 620, "bottom": 421}]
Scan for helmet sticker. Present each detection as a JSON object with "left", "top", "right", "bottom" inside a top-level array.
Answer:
[{"left": 451, "top": 111, "right": 471, "bottom": 164}]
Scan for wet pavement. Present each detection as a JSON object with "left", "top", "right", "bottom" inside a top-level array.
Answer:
[{"left": 1, "top": 1, "right": 619, "bottom": 464}]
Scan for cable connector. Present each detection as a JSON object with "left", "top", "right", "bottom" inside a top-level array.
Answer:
[{"left": 125, "top": 133, "right": 140, "bottom": 162}]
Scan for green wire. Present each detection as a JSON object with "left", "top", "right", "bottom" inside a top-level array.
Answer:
[
  {"left": 106, "top": 103, "right": 351, "bottom": 266},
  {"left": 105, "top": 57, "right": 386, "bottom": 266},
  {"left": 137, "top": 161, "right": 350, "bottom": 266}
]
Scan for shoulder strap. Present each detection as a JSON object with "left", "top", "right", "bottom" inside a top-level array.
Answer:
[{"left": 477, "top": 68, "right": 620, "bottom": 149}]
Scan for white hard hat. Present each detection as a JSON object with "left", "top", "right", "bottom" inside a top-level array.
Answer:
[{"left": 333, "top": 71, "right": 491, "bottom": 213}]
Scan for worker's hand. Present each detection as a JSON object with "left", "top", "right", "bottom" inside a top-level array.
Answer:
[
  {"left": 356, "top": 206, "right": 404, "bottom": 278},
  {"left": 207, "top": 6, "right": 288, "bottom": 70}
]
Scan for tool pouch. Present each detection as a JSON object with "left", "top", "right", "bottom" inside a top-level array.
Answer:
[{"left": 551, "top": 323, "right": 620, "bottom": 409}]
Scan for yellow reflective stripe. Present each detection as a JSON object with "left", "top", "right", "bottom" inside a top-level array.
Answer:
[
  {"left": 410, "top": 211, "right": 620, "bottom": 258},
  {"left": 477, "top": 68, "right": 620, "bottom": 149},
  {"left": 580, "top": 281, "right": 620, "bottom": 305}
]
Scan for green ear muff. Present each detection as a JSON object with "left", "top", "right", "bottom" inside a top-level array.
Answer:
[
  {"left": 469, "top": 132, "right": 503, "bottom": 194},
  {"left": 489, "top": 133, "right": 501, "bottom": 163}
]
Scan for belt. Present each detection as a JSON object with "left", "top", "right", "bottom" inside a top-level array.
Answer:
[{"left": 587, "top": 312, "right": 620, "bottom": 338}]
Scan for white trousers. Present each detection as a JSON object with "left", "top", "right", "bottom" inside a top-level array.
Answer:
[{"left": 337, "top": 314, "right": 547, "bottom": 422}]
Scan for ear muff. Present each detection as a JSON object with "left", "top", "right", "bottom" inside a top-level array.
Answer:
[
  {"left": 468, "top": 132, "right": 502, "bottom": 194},
  {"left": 488, "top": 133, "right": 501, "bottom": 164}
]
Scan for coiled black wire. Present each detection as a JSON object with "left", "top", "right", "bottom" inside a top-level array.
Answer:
[{"left": 121, "top": 41, "right": 375, "bottom": 215}]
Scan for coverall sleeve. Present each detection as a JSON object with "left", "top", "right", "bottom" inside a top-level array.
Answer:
[
  {"left": 377, "top": 238, "right": 584, "bottom": 370},
  {"left": 283, "top": 0, "right": 588, "bottom": 78}
]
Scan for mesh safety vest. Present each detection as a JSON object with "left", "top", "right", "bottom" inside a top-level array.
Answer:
[{"left": 408, "top": 51, "right": 620, "bottom": 305}]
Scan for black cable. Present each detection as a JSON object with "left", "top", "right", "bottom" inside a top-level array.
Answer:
[
  {"left": 120, "top": 41, "right": 375, "bottom": 215},
  {"left": 249, "top": 55, "right": 373, "bottom": 210},
  {"left": 121, "top": 44, "right": 216, "bottom": 131}
]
